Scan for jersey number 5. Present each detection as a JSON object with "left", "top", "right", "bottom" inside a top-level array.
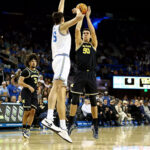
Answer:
[{"left": 53, "top": 31, "right": 57, "bottom": 42}]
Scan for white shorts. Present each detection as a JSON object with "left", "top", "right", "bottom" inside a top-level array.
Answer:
[{"left": 52, "top": 54, "right": 71, "bottom": 86}]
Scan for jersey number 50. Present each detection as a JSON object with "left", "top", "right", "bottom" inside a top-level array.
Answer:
[
  {"left": 53, "top": 31, "right": 57, "bottom": 42},
  {"left": 83, "top": 48, "right": 90, "bottom": 54}
]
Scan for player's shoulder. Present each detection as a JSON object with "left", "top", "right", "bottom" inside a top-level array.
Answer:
[
  {"left": 20, "top": 67, "right": 30, "bottom": 77},
  {"left": 22, "top": 67, "right": 30, "bottom": 73},
  {"left": 35, "top": 69, "right": 39, "bottom": 75},
  {"left": 76, "top": 41, "right": 84, "bottom": 51},
  {"left": 89, "top": 42, "right": 97, "bottom": 51},
  {"left": 53, "top": 24, "right": 60, "bottom": 30}
]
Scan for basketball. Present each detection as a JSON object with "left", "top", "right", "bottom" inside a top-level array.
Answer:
[{"left": 76, "top": 3, "right": 87, "bottom": 14}]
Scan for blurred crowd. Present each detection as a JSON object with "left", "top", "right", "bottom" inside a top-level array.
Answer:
[
  {"left": 1, "top": 14, "right": 150, "bottom": 82},
  {"left": 96, "top": 19, "right": 150, "bottom": 79},
  {"left": 35, "top": 91, "right": 150, "bottom": 127},
  {"left": 1, "top": 73, "right": 150, "bottom": 127}
]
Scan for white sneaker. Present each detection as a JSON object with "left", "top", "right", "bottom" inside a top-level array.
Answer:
[
  {"left": 41, "top": 118, "right": 61, "bottom": 133},
  {"left": 127, "top": 117, "right": 133, "bottom": 121},
  {"left": 58, "top": 129, "right": 72, "bottom": 143}
]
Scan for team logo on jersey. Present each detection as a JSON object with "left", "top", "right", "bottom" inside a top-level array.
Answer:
[{"left": 22, "top": 99, "right": 25, "bottom": 103}]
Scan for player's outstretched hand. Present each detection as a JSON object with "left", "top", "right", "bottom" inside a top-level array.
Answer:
[
  {"left": 72, "top": 8, "right": 81, "bottom": 14},
  {"left": 72, "top": 8, "right": 85, "bottom": 20},
  {"left": 86, "top": 6, "right": 91, "bottom": 18}
]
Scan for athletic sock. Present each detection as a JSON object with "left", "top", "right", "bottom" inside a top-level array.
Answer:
[
  {"left": 93, "top": 118, "right": 98, "bottom": 128},
  {"left": 60, "top": 120, "right": 67, "bottom": 130},
  {"left": 26, "top": 125, "right": 31, "bottom": 129},
  {"left": 69, "top": 116, "right": 75, "bottom": 125},
  {"left": 47, "top": 109, "right": 54, "bottom": 121},
  {"left": 23, "top": 125, "right": 26, "bottom": 129}
]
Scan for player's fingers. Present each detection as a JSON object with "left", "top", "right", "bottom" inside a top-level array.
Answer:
[
  {"left": 87, "top": 6, "right": 91, "bottom": 11},
  {"left": 72, "top": 8, "right": 76, "bottom": 14}
]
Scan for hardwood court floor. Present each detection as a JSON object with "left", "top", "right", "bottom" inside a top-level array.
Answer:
[{"left": 0, "top": 126, "right": 150, "bottom": 150}]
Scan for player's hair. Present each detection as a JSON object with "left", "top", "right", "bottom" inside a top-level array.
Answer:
[
  {"left": 52, "top": 12, "right": 64, "bottom": 25},
  {"left": 25, "top": 53, "right": 39, "bottom": 67},
  {"left": 82, "top": 28, "right": 90, "bottom": 33}
]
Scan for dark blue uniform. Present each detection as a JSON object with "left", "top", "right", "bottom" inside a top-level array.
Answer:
[
  {"left": 21, "top": 67, "right": 39, "bottom": 110},
  {"left": 71, "top": 43, "right": 98, "bottom": 95}
]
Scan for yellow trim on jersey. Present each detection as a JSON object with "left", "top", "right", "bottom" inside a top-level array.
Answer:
[
  {"left": 85, "top": 93, "right": 99, "bottom": 96},
  {"left": 70, "top": 90, "right": 83, "bottom": 95},
  {"left": 23, "top": 106, "right": 31, "bottom": 108},
  {"left": 31, "top": 104, "right": 37, "bottom": 109},
  {"left": 76, "top": 42, "right": 96, "bottom": 51},
  {"left": 23, "top": 68, "right": 31, "bottom": 79},
  {"left": 28, "top": 67, "right": 38, "bottom": 72},
  {"left": 31, "top": 75, "right": 39, "bottom": 78}
]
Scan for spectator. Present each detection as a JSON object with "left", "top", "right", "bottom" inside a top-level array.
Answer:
[
  {"left": 109, "top": 99, "right": 121, "bottom": 126},
  {"left": 11, "top": 96, "right": 17, "bottom": 103},
  {"left": 7, "top": 82, "right": 21, "bottom": 100},
  {"left": 122, "top": 100, "right": 132, "bottom": 121},
  {"left": 11, "top": 84, "right": 21, "bottom": 100},
  {"left": 139, "top": 100, "right": 145, "bottom": 117},
  {"left": 37, "top": 97, "right": 48, "bottom": 122},
  {"left": 115, "top": 101, "right": 132, "bottom": 125},
  {"left": 81, "top": 99, "right": 92, "bottom": 121},
  {"left": 130, "top": 100, "right": 143, "bottom": 125},
  {"left": 102, "top": 91, "right": 110, "bottom": 106},
  {"left": 7, "top": 80, "right": 16, "bottom": 98},
  {"left": 143, "top": 101, "right": 150, "bottom": 124},
  {"left": 17, "top": 95, "right": 22, "bottom": 104},
  {"left": 98, "top": 101, "right": 105, "bottom": 126},
  {"left": 103, "top": 105, "right": 111, "bottom": 126},
  {"left": 0, "top": 81, "right": 9, "bottom": 102},
  {"left": 42, "top": 90, "right": 49, "bottom": 99}
]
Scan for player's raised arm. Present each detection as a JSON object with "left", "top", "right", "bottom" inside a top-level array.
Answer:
[
  {"left": 60, "top": 8, "right": 83, "bottom": 33},
  {"left": 75, "top": 17, "right": 84, "bottom": 50},
  {"left": 58, "top": 0, "right": 65, "bottom": 13},
  {"left": 86, "top": 6, "right": 98, "bottom": 49}
]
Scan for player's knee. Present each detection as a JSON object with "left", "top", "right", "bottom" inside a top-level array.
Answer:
[
  {"left": 71, "top": 93, "right": 80, "bottom": 105},
  {"left": 89, "top": 95, "right": 97, "bottom": 107},
  {"left": 23, "top": 110, "right": 30, "bottom": 118},
  {"left": 30, "top": 109, "right": 36, "bottom": 116}
]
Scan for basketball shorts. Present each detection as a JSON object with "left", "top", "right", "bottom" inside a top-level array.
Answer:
[
  {"left": 52, "top": 54, "right": 71, "bottom": 86},
  {"left": 21, "top": 88, "right": 38, "bottom": 110},
  {"left": 71, "top": 70, "right": 98, "bottom": 95}
]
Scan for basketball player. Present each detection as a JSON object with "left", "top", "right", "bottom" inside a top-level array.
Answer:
[
  {"left": 68, "top": 6, "right": 99, "bottom": 139},
  {"left": 41, "top": 0, "right": 83, "bottom": 143},
  {"left": 18, "top": 53, "right": 39, "bottom": 138}
]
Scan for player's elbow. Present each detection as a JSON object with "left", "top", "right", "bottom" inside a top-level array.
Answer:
[
  {"left": 75, "top": 28, "right": 80, "bottom": 32},
  {"left": 18, "top": 79, "right": 23, "bottom": 86},
  {"left": 58, "top": 8, "right": 63, "bottom": 13}
]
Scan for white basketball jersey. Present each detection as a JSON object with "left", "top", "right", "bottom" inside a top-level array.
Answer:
[{"left": 51, "top": 25, "right": 71, "bottom": 59}]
